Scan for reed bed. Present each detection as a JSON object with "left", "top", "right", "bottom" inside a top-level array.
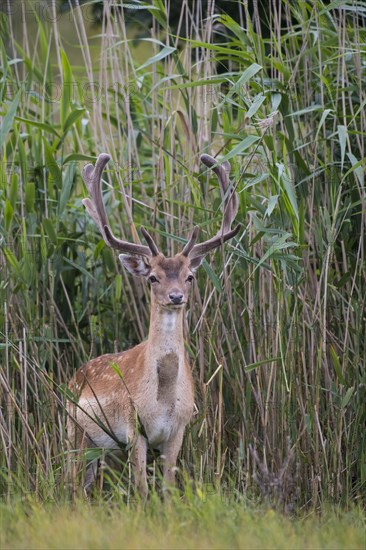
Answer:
[{"left": 0, "top": 0, "right": 365, "bottom": 516}]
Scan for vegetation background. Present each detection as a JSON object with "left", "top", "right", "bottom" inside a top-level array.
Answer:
[{"left": 0, "top": 0, "right": 365, "bottom": 548}]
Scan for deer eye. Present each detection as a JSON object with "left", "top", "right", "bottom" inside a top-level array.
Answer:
[
  {"left": 148, "top": 275, "right": 159, "bottom": 284},
  {"left": 186, "top": 275, "right": 194, "bottom": 283}
]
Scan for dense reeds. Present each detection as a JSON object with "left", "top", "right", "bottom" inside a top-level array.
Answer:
[{"left": 0, "top": 0, "right": 365, "bottom": 511}]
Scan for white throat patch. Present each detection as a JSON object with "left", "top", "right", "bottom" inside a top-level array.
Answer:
[{"left": 161, "top": 310, "right": 179, "bottom": 332}]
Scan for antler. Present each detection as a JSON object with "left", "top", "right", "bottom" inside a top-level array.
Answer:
[
  {"left": 82, "top": 153, "right": 159, "bottom": 257},
  {"left": 182, "top": 154, "right": 240, "bottom": 259}
]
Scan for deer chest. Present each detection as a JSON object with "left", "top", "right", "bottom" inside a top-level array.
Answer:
[
  {"left": 138, "top": 352, "right": 193, "bottom": 448},
  {"left": 156, "top": 352, "right": 179, "bottom": 401}
]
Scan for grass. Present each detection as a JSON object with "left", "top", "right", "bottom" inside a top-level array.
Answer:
[
  {"left": 0, "top": 0, "right": 365, "bottom": 540},
  {"left": 1, "top": 495, "right": 365, "bottom": 550}
]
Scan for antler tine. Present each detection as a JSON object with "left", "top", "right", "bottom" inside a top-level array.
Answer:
[
  {"left": 201, "top": 154, "right": 239, "bottom": 233},
  {"left": 181, "top": 226, "right": 200, "bottom": 257},
  {"left": 82, "top": 154, "right": 153, "bottom": 258},
  {"left": 82, "top": 154, "right": 111, "bottom": 238},
  {"left": 188, "top": 154, "right": 240, "bottom": 259},
  {"left": 140, "top": 227, "right": 160, "bottom": 257}
]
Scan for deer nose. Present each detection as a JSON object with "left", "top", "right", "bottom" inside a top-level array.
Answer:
[{"left": 169, "top": 292, "right": 184, "bottom": 305}]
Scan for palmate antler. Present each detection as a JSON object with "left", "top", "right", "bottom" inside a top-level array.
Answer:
[
  {"left": 82, "top": 153, "right": 239, "bottom": 260},
  {"left": 82, "top": 154, "right": 159, "bottom": 257},
  {"left": 182, "top": 154, "right": 240, "bottom": 260}
]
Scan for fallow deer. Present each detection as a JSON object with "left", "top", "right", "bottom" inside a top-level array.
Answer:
[{"left": 67, "top": 152, "right": 240, "bottom": 496}]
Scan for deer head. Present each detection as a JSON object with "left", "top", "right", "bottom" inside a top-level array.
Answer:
[{"left": 82, "top": 153, "right": 240, "bottom": 309}]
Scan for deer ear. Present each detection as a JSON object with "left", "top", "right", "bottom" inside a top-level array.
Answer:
[
  {"left": 189, "top": 255, "right": 204, "bottom": 273},
  {"left": 119, "top": 255, "right": 151, "bottom": 277}
]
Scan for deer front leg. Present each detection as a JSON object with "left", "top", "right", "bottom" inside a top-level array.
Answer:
[
  {"left": 84, "top": 458, "right": 100, "bottom": 496},
  {"left": 160, "top": 428, "right": 185, "bottom": 489},
  {"left": 131, "top": 434, "right": 148, "bottom": 499}
]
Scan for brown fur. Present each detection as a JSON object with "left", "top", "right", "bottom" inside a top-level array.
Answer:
[
  {"left": 67, "top": 254, "right": 195, "bottom": 496},
  {"left": 157, "top": 352, "right": 179, "bottom": 402}
]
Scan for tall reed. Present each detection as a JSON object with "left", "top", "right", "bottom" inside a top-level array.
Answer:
[{"left": 0, "top": 0, "right": 364, "bottom": 508}]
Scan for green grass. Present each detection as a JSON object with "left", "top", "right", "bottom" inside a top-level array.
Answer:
[
  {"left": 0, "top": 0, "right": 365, "bottom": 526},
  {"left": 1, "top": 496, "right": 365, "bottom": 550}
]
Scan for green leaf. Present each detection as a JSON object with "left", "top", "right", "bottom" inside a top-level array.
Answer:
[
  {"left": 40, "top": 225, "right": 47, "bottom": 263},
  {"left": 93, "top": 239, "right": 105, "bottom": 260},
  {"left": 4, "top": 199, "right": 13, "bottom": 231},
  {"left": 59, "top": 383, "right": 78, "bottom": 402},
  {"left": 244, "top": 357, "right": 281, "bottom": 372},
  {"left": 43, "top": 140, "right": 62, "bottom": 188},
  {"left": 272, "top": 93, "right": 282, "bottom": 111},
  {"left": 230, "top": 63, "right": 262, "bottom": 94},
  {"left": 148, "top": 0, "right": 166, "bottom": 27},
  {"left": 115, "top": 273, "right": 122, "bottom": 302},
  {"left": 220, "top": 135, "right": 260, "bottom": 163},
  {"left": 254, "top": 233, "right": 296, "bottom": 272},
  {"left": 247, "top": 93, "right": 266, "bottom": 119},
  {"left": 137, "top": 45, "right": 176, "bottom": 71},
  {"left": 315, "top": 109, "right": 333, "bottom": 140},
  {"left": 337, "top": 125, "right": 347, "bottom": 171},
  {"left": 178, "top": 37, "right": 248, "bottom": 58},
  {"left": 218, "top": 14, "right": 249, "bottom": 44},
  {"left": 15, "top": 116, "right": 60, "bottom": 137},
  {"left": 346, "top": 152, "right": 363, "bottom": 187},
  {"left": 165, "top": 77, "right": 226, "bottom": 91},
  {"left": 330, "top": 345, "right": 346, "bottom": 385},
  {"left": 243, "top": 173, "right": 268, "bottom": 190},
  {"left": 102, "top": 247, "right": 115, "bottom": 272},
  {"left": 116, "top": 3, "right": 160, "bottom": 10},
  {"left": 18, "top": 137, "right": 28, "bottom": 187},
  {"left": 277, "top": 163, "right": 299, "bottom": 221},
  {"left": 60, "top": 49, "right": 72, "bottom": 131},
  {"left": 202, "top": 260, "right": 222, "bottom": 292},
  {"left": 287, "top": 105, "right": 322, "bottom": 117},
  {"left": 341, "top": 387, "right": 354, "bottom": 409},
  {"left": 265, "top": 195, "right": 279, "bottom": 218},
  {"left": 43, "top": 219, "right": 58, "bottom": 246},
  {"left": 85, "top": 448, "right": 104, "bottom": 462},
  {"left": 25, "top": 182, "right": 35, "bottom": 213},
  {"left": 0, "top": 88, "right": 21, "bottom": 150},
  {"left": 3, "top": 247, "right": 20, "bottom": 274},
  {"left": 63, "top": 256, "right": 96, "bottom": 280},
  {"left": 335, "top": 271, "right": 351, "bottom": 289},
  {"left": 62, "top": 108, "right": 85, "bottom": 134},
  {"left": 63, "top": 153, "right": 96, "bottom": 164},
  {"left": 9, "top": 173, "right": 18, "bottom": 208},
  {"left": 109, "top": 362, "right": 124, "bottom": 379},
  {"left": 59, "top": 161, "right": 76, "bottom": 216},
  {"left": 305, "top": 414, "right": 312, "bottom": 434}
]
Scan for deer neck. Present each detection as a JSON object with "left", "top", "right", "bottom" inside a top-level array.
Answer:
[{"left": 146, "top": 297, "right": 185, "bottom": 360}]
